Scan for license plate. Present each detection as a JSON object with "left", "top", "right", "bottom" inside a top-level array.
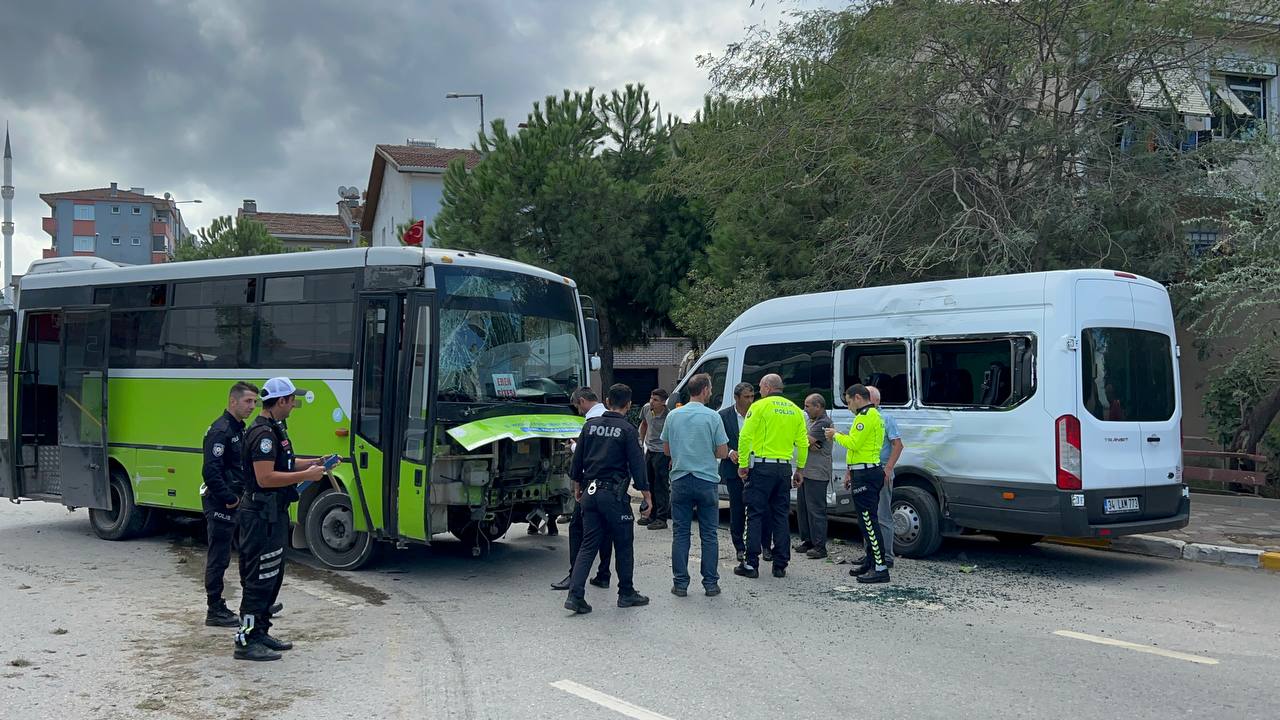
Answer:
[{"left": 1104, "top": 496, "right": 1140, "bottom": 514}]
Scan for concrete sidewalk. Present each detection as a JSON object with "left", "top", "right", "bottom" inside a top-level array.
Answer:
[
  {"left": 1050, "top": 492, "right": 1280, "bottom": 571},
  {"left": 1157, "top": 493, "right": 1280, "bottom": 552}
]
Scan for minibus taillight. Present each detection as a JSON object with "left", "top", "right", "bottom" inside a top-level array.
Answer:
[{"left": 1056, "top": 414, "right": 1082, "bottom": 490}]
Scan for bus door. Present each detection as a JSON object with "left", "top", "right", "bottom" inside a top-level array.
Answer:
[
  {"left": 12, "top": 307, "right": 111, "bottom": 508},
  {"left": 391, "top": 290, "right": 435, "bottom": 541},
  {"left": 353, "top": 293, "right": 402, "bottom": 536},
  {"left": 0, "top": 308, "right": 14, "bottom": 500}
]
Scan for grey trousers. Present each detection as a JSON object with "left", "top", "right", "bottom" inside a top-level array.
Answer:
[
  {"left": 877, "top": 475, "right": 895, "bottom": 561},
  {"left": 796, "top": 478, "right": 829, "bottom": 548}
]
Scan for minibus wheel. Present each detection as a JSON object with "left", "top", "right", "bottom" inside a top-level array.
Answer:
[
  {"left": 305, "top": 489, "right": 377, "bottom": 570},
  {"left": 89, "top": 467, "right": 152, "bottom": 541},
  {"left": 890, "top": 485, "right": 943, "bottom": 558}
]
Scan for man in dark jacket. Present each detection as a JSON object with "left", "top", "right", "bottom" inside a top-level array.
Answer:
[
  {"left": 718, "top": 382, "right": 757, "bottom": 563},
  {"left": 200, "top": 382, "right": 259, "bottom": 627}
]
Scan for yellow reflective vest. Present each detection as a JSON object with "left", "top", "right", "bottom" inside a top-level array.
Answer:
[
  {"left": 738, "top": 394, "right": 809, "bottom": 470},
  {"left": 833, "top": 405, "right": 885, "bottom": 465}
]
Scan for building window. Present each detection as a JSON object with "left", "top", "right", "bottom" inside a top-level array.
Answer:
[
  {"left": 131, "top": 237, "right": 141, "bottom": 246},
  {"left": 1213, "top": 75, "right": 1268, "bottom": 140},
  {"left": 111, "top": 236, "right": 121, "bottom": 245},
  {"left": 132, "top": 206, "right": 142, "bottom": 215},
  {"left": 72, "top": 235, "right": 95, "bottom": 252},
  {"left": 1187, "top": 229, "right": 1220, "bottom": 257},
  {"left": 152, "top": 236, "right": 167, "bottom": 252},
  {"left": 111, "top": 205, "right": 121, "bottom": 215},
  {"left": 73, "top": 205, "right": 95, "bottom": 221}
]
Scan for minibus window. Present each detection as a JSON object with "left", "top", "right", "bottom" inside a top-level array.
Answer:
[
  {"left": 677, "top": 356, "right": 729, "bottom": 408},
  {"left": 1081, "top": 328, "right": 1175, "bottom": 422},
  {"left": 742, "top": 342, "right": 833, "bottom": 407},
  {"left": 918, "top": 336, "right": 1035, "bottom": 409},
  {"left": 839, "top": 343, "right": 909, "bottom": 406}
]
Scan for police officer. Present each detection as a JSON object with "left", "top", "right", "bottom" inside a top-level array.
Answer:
[
  {"left": 826, "top": 383, "right": 890, "bottom": 584},
  {"left": 235, "top": 377, "right": 333, "bottom": 661},
  {"left": 734, "top": 373, "right": 808, "bottom": 580},
  {"left": 201, "top": 381, "right": 259, "bottom": 628},
  {"left": 564, "top": 383, "right": 653, "bottom": 614}
]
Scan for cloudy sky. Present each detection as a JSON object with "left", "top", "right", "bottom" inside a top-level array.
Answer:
[{"left": 0, "top": 0, "right": 834, "bottom": 274}]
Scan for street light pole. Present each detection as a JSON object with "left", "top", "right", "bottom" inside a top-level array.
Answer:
[{"left": 446, "top": 92, "right": 485, "bottom": 134}]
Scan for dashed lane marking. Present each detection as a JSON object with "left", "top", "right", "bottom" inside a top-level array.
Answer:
[
  {"left": 1053, "top": 630, "right": 1219, "bottom": 665},
  {"left": 551, "top": 679, "right": 676, "bottom": 720}
]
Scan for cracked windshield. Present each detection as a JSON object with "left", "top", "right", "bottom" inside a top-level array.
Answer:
[{"left": 436, "top": 266, "right": 584, "bottom": 403}]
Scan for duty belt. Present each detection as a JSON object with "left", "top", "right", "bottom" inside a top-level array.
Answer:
[
  {"left": 849, "top": 463, "right": 881, "bottom": 470},
  {"left": 751, "top": 457, "right": 791, "bottom": 466}
]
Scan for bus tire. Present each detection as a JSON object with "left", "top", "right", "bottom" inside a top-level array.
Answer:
[
  {"left": 304, "top": 489, "right": 376, "bottom": 571},
  {"left": 991, "top": 532, "right": 1044, "bottom": 547},
  {"left": 891, "top": 485, "right": 943, "bottom": 558},
  {"left": 89, "top": 468, "right": 151, "bottom": 541}
]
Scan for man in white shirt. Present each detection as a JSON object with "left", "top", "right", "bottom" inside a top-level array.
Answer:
[{"left": 551, "top": 387, "right": 613, "bottom": 590}]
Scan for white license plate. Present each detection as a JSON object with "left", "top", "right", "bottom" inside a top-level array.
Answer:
[{"left": 1104, "top": 496, "right": 1140, "bottom": 514}]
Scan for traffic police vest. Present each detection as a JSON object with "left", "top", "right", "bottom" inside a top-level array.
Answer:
[
  {"left": 738, "top": 394, "right": 810, "bottom": 470},
  {"left": 834, "top": 405, "right": 885, "bottom": 465}
]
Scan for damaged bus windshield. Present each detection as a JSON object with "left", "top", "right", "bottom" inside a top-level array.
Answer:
[{"left": 436, "top": 265, "right": 585, "bottom": 403}]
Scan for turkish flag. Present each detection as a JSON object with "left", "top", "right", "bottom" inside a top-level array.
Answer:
[{"left": 403, "top": 219, "right": 425, "bottom": 246}]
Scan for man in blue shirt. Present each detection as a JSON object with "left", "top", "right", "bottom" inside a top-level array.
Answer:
[
  {"left": 661, "top": 372, "right": 730, "bottom": 597},
  {"left": 869, "top": 385, "right": 904, "bottom": 565}
]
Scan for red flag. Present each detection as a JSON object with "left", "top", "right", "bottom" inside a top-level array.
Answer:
[{"left": 403, "top": 219, "right": 425, "bottom": 246}]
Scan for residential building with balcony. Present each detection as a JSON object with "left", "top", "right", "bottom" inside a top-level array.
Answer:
[{"left": 40, "top": 183, "right": 190, "bottom": 265}]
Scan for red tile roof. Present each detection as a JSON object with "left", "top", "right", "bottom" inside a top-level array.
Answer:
[
  {"left": 40, "top": 187, "right": 171, "bottom": 208},
  {"left": 377, "top": 144, "right": 482, "bottom": 170},
  {"left": 241, "top": 211, "right": 351, "bottom": 240}
]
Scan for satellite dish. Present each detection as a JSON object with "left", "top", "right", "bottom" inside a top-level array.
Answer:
[{"left": 164, "top": 192, "right": 172, "bottom": 200}]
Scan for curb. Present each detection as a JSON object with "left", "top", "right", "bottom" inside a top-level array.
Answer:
[{"left": 1046, "top": 535, "right": 1280, "bottom": 572}]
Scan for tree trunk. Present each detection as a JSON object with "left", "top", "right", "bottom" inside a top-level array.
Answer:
[
  {"left": 597, "top": 309, "right": 615, "bottom": 392},
  {"left": 1234, "top": 382, "right": 1280, "bottom": 457}
]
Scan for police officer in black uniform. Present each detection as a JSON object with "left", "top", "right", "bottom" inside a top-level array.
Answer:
[
  {"left": 201, "top": 381, "right": 259, "bottom": 628},
  {"left": 235, "top": 377, "right": 332, "bottom": 661},
  {"left": 564, "top": 383, "right": 652, "bottom": 615}
]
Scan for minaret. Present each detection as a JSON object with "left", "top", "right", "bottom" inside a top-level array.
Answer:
[{"left": 2, "top": 127, "right": 13, "bottom": 296}]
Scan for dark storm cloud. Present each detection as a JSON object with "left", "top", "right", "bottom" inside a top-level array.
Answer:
[{"left": 0, "top": 0, "right": 822, "bottom": 271}]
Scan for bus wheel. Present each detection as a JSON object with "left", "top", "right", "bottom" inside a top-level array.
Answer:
[
  {"left": 891, "top": 485, "right": 943, "bottom": 558},
  {"left": 991, "top": 532, "right": 1044, "bottom": 547},
  {"left": 89, "top": 468, "right": 151, "bottom": 541},
  {"left": 305, "top": 490, "right": 376, "bottom": 571}
]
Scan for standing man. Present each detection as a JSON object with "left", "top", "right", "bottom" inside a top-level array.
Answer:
[
  {"left": 201, "top": 381, "right": 258, "bottom": 628},
  {"left": 638, "top": 389, "right": 671, "bottom": 530},
  {"left": 868, "top": 385, "right": 904, "bottom": 567},
  {"left": 826, "top": 384, "right": 890, "bottom": 584},
  {"left": 551, "top": 387, "right": 613, "bottom": 591},
  {"left": 734, "top": 373, "right": 808, "bottom": 580},
  {"left": 662, "top": 373, "right": 729, "bottom": 597},
  {"left": 794, "top": 393, "right": 833, "bottom": 560},
  {"left": 235, "top": 377, "right": 332, "bottom": 661},
  {"left": 564, "top": 384, "right": 653, "bottom": 614},
  {"left": 718, "top": 382, "right": 755, "bottom": 562}
]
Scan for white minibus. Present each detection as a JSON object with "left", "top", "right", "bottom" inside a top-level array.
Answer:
[{"left": 669, "top": 269, "right": 1190, "bottom": 557}]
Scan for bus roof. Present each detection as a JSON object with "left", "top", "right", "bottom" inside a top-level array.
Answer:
[
  {"left": 721, "top": 268, "right": 1164, "bottom": 337},
  {"left": 18, "top": 247, "right": 576, "bottom": 290}
]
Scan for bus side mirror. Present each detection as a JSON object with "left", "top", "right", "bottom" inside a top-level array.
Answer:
[{"left": 584, "top": 317, "right": 600, "bottom": 355}]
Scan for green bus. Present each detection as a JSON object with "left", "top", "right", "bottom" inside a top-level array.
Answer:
[{"left": 0, "top": 247, "right": 599, "bottom": 569}]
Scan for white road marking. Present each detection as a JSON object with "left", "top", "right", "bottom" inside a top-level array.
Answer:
[
  {"left": 551, "top": 680, "right": 676, "bottom": 720},
  {"left": 1053, "top": 630, "right": 1219, "bottom": 665}
]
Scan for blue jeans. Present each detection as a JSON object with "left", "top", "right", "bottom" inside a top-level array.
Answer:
[{"left": 671, "top": 474, "right": 720, "bottom": 590}]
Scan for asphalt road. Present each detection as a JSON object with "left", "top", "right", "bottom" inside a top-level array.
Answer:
[{"left": 1, "top": 502, "right": 1277, "bottom": 720}]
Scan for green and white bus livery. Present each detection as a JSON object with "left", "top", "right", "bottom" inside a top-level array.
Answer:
[{"left": 0, "top": 247, "right": 601, "bottom": 569}]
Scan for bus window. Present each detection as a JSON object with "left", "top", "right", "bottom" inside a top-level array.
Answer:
[
  {"left": 358, "top": 301, "right": 390, "bottom": 446},
  {"left": 676, "top": 356, "right": 728, "bottom": 408},
  {"left": 163, "top": 307, "right": 253, "bottom": 368},
  {"left": 839, "top": 343, "right": 909, "bottom": 406},
  {"left": 257, "top": 303, "right": 355, "bottom": 369},
  {"left": 1081, "top": 328, "right": 1174, "bottom": 422},
  {"left": 741, "top": 341, "right": 833, "bottom": 408},
  {"left": 403, "top": 304, "right": 432, "bottom": 463},
  {"left": 918, "top": 336, "right": 1035, "bottom": 409}
]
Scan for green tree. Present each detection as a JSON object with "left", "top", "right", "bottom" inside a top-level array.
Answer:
[
  {"left": 663, "top": 0, "right": 1277, "bottom": 293},
  {"left": 176, "top": 215, "right": 288, "bottom": 261},
  {"left": 430, "top": 84, "right": 710, "bottom": 387},
  {"left": 1182, "top": 141, "right": 1280, "bottom": 457},
  {"left": 670, "top": 259, "right": 781, "bottom": 347}
]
